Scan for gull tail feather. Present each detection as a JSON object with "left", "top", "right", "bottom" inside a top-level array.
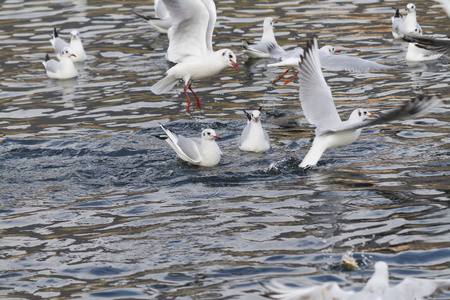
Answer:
[{"left": 150, "top": 75, "right": 178, "bottom": 95}]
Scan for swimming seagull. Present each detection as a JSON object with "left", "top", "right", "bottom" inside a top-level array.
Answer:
[
  {"left": 134, "top": 0, "right": 172, "bottom": 34},
  {"left": 262, "top": 261, "right": 450, "bottom": 300},
  {"left": 42, "top": 47, "right": 78, "bottom": 79},
  {"left": 242, "top": 17, "right": 285, "bottom": 58},
  {"left": 392, "top": 3, "right": 423, "bottom": 39},
  {"left": 150, "top": 0, "right": 239, "bottom": 113},
  {"left": 49, "top": 28, "right": 87, "bottom": 62},
  {"left": 297, "top": 37, "right": 441, "bottom": 169},
  {"left": 155, "top": 124, "right": 221, "bottom": 167},
  {"left": 239, "top": 107, "right": 271, "bottom": 153}
]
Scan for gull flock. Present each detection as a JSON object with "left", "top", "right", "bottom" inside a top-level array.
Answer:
[
  {"left": 38, "top": 0, "right": 447, "bottom": 171},
  {"left": 33, "top": 0, "right": 449, "bottom": 298}
]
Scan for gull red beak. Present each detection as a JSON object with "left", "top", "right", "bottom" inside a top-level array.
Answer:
[
  {"left": 230, "top": 60, "right": 239, "bottom": 71},
  {"left": 334, "top": 49, "right": 340, "bottom": 53},
  {"left": 369, "top": 113, "right": 376, "bottom": 118},
  {"left": 254, "top": 117, "right": 259, "bottom": 121},
  {"left": 214, "top": 135, "right": 220, "bottom": 139},
  {"left": 71, "top": 54, "right": 77, "bottom": 57}
]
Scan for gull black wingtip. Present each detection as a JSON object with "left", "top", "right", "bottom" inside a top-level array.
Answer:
[
  {"left": 243, "top": 110, "right": 251, "bottom": 121},
  {"left": 133, "top": 12, "right": 153, "bottom": 21}
]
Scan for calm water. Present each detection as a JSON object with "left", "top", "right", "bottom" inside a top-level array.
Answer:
[{"left": 0, "top": 0, "right": 449, "bottom": 299}]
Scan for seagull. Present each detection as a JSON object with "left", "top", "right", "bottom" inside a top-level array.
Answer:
[
  {"left": 401, "top": 0, "right": 450, "bottom": 59},
  {"left": 42, "top": 47, "right": 78, "bottom": 79},
  {"left": 239, "top": 107, "right": 271, "bottom": 153},
  {"left": 262, "top": 261, "right": 450, "bottom": 300},
  {"left": 150, "top": 0, "right": 239, "bottom": 113},
  {"left": 269, "top": 45, "right": 392, "bottom": 85},
  {"left": 242, "top": 17, "right": 285, "bottom": 58},
  {"left": 297, "top": 37, "right": 441, "bottom": 169},
  {"left": 392, "top": 3, "right": 423, "bottom": 39},
  {"left": 155, "top": 124, "right": 221, "bottom": 167},
  {"left": 49, "top": 28, "right": 87, "bottom": 62},
  {"left": 134, "top": 0, "right": 172, "bottom": 34}
]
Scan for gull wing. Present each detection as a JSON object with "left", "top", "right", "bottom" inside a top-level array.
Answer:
[
  {"left": 298, "top": 37, "right": 342, "bottom": 130},
  {"left": 262, "top": 280, "right": 354, "bottom": 300},
  {"left": 402, "top": 34, "right": 450, "bottom": 57},
  {"left": 163, "top": 0, "right": 210, "bottom": 62},
  {"left": 201, "top": 0, "right": 216, "bottom": 52},
  {"left": 319, "top": 52, "right": 393, "bottom": 72},
  {"left": 159, "top": 124, "right": 201, "bottom": 164},
  {"left": 324, "top": 95, "right": 442, "bottom": 134},
  {"left": 389, "top": 277, "right": 450, "bottom": 299}
]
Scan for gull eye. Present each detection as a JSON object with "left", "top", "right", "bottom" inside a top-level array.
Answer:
[
  {"left": 358, "top": 111, "right": 362, "bottom": 117},
  {"left": 228, "top": 54, "right": 232, "bottom": 59},
  {"left": 364, "top": 111, "right": 367, "bottom": 115}
]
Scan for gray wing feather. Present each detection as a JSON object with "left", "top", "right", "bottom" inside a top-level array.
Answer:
[
  {"left": 325, "top": 95, "right": 442, "bottom": 134},
  {"left": 402, "top": 34, "right": 450, "bottom": 57}
]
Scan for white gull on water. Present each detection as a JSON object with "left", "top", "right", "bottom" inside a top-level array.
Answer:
[
  {"left": 156, "top": 124, "right": 221, "bottom": 167},
  {"left": 239, "top": 108, "right": 271, "bottom": 153},
  {"left": 297, "top": 37, "right": 441, "bottom": 168},
  {"left": 49, "top": 28, "right": 87, "bottom": 62},
  {"left": 150, "top": 0, "right": 239, "bottom": 113},
  {"left": 42, "top": 47, "right": 78, "bottom": 80}
]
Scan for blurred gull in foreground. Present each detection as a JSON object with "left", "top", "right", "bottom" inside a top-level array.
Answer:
[{"left": 263, "top": 261, "right": 450, "bottom": 300}]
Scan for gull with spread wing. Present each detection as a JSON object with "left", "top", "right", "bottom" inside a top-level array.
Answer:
[
  {"left": 297, "top": 37, "right": 441, "bottom": 168},
  {"left": 150, "top": 0, "right": 239, "bottom": 113}
]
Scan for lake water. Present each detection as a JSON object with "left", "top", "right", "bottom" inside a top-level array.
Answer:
[{"left": 0, "top": 0, "right": 449, "bottom": 299}]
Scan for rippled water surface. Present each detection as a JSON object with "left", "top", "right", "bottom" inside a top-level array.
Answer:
[{"left": 0, "top": 0, "right": 449, "bottom": 299}]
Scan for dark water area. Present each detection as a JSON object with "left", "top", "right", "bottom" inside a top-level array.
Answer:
[{"left": 0, "top": 0, "right": 449, "bottom": 299}]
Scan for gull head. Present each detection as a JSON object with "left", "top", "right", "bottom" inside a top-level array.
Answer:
[
  {"left": 264, "top": 17, "right": 277, "bottom": 30},
  {"left": 349, "top": 108, "right": 376, "bottom": 122},
  {"left": 321, "top": 45, "right": 339, "bottom": 55},
  {"left": 220, "top": 49, "right": 239, "bottom": 71},
  {"left": 70, "top": 30, "right": 80, "bottom": 39},
  {"left": 61, "top": 47, "right": 76, "bottom": 58},
  {"left": 406, "top": 3, "right": 417, "bottom": 13},
  {"left": 251, "top": 109, "right": 262, "bottom": 122},
  {"left": 202, "top": 129, "right": 220, "bottom": 141}
]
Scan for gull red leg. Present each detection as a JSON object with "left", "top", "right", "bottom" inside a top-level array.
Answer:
[
  {"left": 183, "top": 85, "right": 191, "bottom": 113},
  {"left": 272, "top": 69, "right": 290, "bottom": 84},
  {"left": 188, "top": 83, "right": 201, "bottom": 108},
  {"left": 284, "top": 71, "right": 298, "bottom": 85}
]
